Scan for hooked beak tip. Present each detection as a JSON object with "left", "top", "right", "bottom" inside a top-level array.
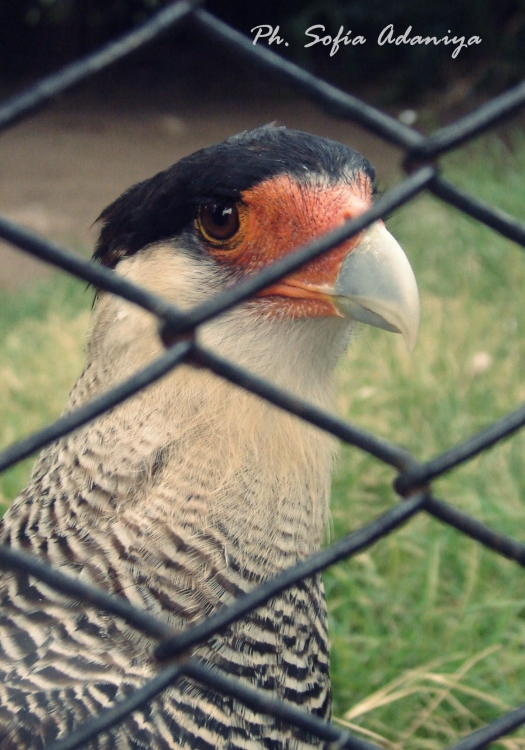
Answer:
[{"left": 333, "top": 222, "right": 420, "bottom": 352}]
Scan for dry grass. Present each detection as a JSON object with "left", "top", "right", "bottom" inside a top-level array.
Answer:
[{"left": 328, "top": 134, "right": 525, "bottom": 746}]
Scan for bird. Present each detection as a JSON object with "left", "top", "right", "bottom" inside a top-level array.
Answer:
[{"left": 0, "top": 125, "right": 419, "bottom": 749}]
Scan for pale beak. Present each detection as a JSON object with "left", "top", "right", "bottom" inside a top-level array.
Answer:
[{"left": 333, "top": 222, "right": 420, "bottom": 352}]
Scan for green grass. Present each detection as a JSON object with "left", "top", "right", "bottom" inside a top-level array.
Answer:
[
  {"left": 0, "top": 276, "right": 91, "bottom": 509},
  {"left": 1, "top": 133, "right": 525, "bottom": 747},
  {"left": 328, "top": 134, "right": 525, "bottom": 748}
]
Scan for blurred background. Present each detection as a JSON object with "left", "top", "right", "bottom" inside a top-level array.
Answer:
[
  {"left": 2, "top": 1, "right": 525, "bottom": 748},
  {"left": 1, "top": 0, "right": 525, "bottom": 289}
]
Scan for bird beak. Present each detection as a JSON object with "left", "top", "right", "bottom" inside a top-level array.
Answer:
[
  {"left": 332, "top": 222, "right": 420, "bottom": 352},
  {"left": 260, "top": 220, "right": 420, "bottom": 352}
]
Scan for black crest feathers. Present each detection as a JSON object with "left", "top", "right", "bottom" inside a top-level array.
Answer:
[{"left": 93, "top": 125, "right": 374, "bottom": 269}]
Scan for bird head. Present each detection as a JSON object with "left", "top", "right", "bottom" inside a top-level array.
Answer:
[
  {"left": 92, "top": 125, "right": 419, "bottom": 393},
  {"left": 79, "top": 126, "right": 421, "bottom": 553}
]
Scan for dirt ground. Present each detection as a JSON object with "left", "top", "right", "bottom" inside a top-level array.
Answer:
[{"left": 0, "top": 80, "right": 403, "bottom": 292}]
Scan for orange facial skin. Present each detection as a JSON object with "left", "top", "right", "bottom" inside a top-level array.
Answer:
[{"left": 200, "top": 173, "right": 373, "bottom": 318}]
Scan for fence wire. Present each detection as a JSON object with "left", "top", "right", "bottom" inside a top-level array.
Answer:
[{"left": 1, "top": 2, "right": 525, "bottom": 749}]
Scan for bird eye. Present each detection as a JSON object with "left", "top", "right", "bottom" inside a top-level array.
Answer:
[{"left": 197, "top": 200, "right": 240, "bottom": 244}]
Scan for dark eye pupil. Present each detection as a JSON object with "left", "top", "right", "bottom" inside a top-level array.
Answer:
[
  {"left": 199, "top": 200, "right": 240, "bottom": 242},
  {"left": 212, "top": 204, "right": 233, "bottom": 226}
]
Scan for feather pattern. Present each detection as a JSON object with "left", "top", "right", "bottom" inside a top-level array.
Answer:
[{"left": 0, "top": 126, "right": 373, "bottom": 749}]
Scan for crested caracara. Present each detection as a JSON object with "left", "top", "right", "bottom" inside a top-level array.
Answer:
[{"left": 0, "top": 125, "right": 419, "bottom": 749}]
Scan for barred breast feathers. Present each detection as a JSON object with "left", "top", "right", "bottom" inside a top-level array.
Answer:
[
  {"left": 0, "top": 127, "right": 396, "bottom": 749},
  {"left": 4, "top": 242, "right": 351, "bottom": 595}
]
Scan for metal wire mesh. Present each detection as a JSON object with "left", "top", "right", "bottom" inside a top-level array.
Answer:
[{"left": 1, "top": 3, "right": 525, "bottom": 748}]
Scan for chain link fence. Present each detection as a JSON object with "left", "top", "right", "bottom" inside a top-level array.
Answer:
[{"left": 1, "top": 2, "right": 525, "bottom": 748}]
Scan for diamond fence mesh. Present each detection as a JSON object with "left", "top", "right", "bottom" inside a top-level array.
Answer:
[{"left": 1, "top": 2, "right": 525, "bottom": 749}]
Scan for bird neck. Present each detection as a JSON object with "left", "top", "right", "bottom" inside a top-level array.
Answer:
[{"left": 54, "top": 284, "right": 349, "bottom": 581}]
